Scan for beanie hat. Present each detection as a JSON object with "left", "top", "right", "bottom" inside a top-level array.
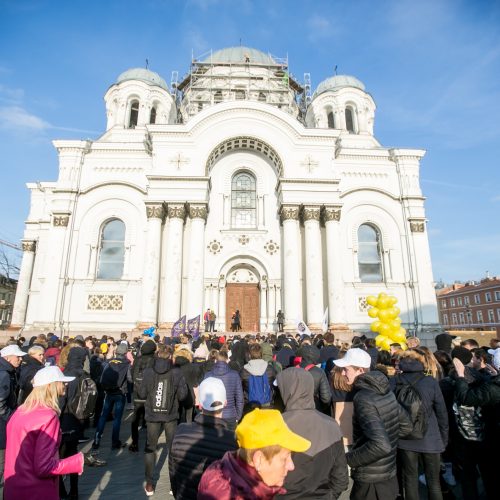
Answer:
[
  {"left": 451, "top": 346, "right": 472, "bottom": 365},
  {"left": 116, "top": 343, "right": 128, "bottom": 356},
  {"left": 141, "top": 339, "right": 157, "bottom": 355}
]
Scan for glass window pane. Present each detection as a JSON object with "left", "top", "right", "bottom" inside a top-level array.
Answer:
[
  {"left": 358, "top": 224, "right": 383, "bottom": 282},
  {"left": 97, "top": 219, "right": 125, "bottom": 280},
  {"left": 231, "top": 172, "right": 256, "bottom": 228}
]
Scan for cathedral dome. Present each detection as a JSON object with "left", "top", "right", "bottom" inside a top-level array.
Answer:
[
  {"left": 313, "top": 75, "right": 365, "bottom": 97},
  {"left": 117, "top": 68, "right": 168, "bottom": 91},
  {"left": 202, "top": 46, "right": 276, "bottom": 65}
]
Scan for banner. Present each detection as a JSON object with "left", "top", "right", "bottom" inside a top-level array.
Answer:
[
  {"left": 296, "top": 318, "right": 312, "bottom": 337},
  {"left": 322, "top": 307, "right": 329, "bottom": 334},
  {"left": 171, "top": 315, "right": 186, "bottom": 337},
  {"left": 187, "top": 315, "right": 201, "bottom": 339}
]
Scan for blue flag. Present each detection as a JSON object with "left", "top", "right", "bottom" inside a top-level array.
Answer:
[
  {"left": 171, "top": 315, "right": 186, "bottom": 337},
  {"left": 187, "top": 315, "right": 201, "bottom": 339}
]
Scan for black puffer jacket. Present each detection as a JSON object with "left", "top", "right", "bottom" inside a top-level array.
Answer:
[
  {"left": 18, "top": 354, "right": 44, "bottom": 403},
  {"left": 392, "top": 358, "right": 449, "bottom": 453},
  {"left": 0, "top": 357, "right": 18, "bottom": 449},
  {"left": 138, "top": 358, "right": 188, "bottom": 423},
  {"left": 168, "top": 413, "right": 237, "bottom": 499},
  {"left": 347, "top": 370, "right": 412, "bottom": 483},
  {"left": 298, "top": 346, "right": 331, "bottom": 414}
]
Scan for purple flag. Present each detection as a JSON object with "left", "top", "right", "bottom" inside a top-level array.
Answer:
[
  {"left": 171, "top": 315, "right": 186, "bottom": 337},
  {"left": 187, "top": 315, "right": 201, "bottom": 339}
]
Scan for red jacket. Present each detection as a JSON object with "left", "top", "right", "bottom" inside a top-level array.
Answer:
[
  {"left": 4, "top": 406, "right": 83, "bottom": 500},
  {"left": 197, "top": 451, "right": 286, "bottom": 500}
]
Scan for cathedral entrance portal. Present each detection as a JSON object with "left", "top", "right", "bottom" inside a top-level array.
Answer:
[{"left": 224, "top": 266, "right": 260, "bottom": 332}]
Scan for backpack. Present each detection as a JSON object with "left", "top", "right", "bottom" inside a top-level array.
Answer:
[
  {"left": 68, "top": 374, "right": 98, "bottom": 420},
  {"left": 248, "top": 374, "right": 272, "bottom": 405},
  {"left": 147, "top": 371, "right": 175, "bottom": 415},
  {"left": 452, "top": 403, "right": 484, "bottom": 442},
  {"left": 395, "top": 374, "right": 428, "bottom": 439},
  {"left": 133, "top": 356, "right": 153, "bottom": 403},
  {"left": 45, "top": 356, "right": 56, "bottom": 367},
  {"left": 100, "top": 361, "right": 124, "bottom": 393}
]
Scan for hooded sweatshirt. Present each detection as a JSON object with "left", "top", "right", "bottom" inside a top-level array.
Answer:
[
  {"left": 240, "top": 359, "right": 276, "bottom": 407},
  {"left": 138, "top": 357, "right": 188, "bottom": 423},
  {"left": 276, "top": 368, "right": 348, "bottom": 499}
]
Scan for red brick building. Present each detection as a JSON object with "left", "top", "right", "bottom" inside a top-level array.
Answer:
[{"left": 436, "top": 277, "right": 500, "bottom": 338}]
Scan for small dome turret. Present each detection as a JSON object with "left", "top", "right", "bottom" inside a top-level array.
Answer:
[
  {"left": 202, "top": 46, "right": 276, "bottom": 65},
  {"left": 117, "top": 68, "right": 169, "bottom": 91},
  {"left": 313, "top": 75, "right": 365, "bottom": 98}
]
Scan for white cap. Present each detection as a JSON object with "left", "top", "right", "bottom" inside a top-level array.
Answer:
[
  {"left": 488, "top": 348, "right": 500, "bottom": 370},
  {"left": 198, "top": 377, "right": 226, "bottom": 411},
  {"left": 1, "top": 345, "right": 27, "bottom": 357},
  {"left": 32, "top": 366, "right": 75, "bottom": 388},
  {"left": 333, "top": 348, "right": 372, "bottom": 369}
]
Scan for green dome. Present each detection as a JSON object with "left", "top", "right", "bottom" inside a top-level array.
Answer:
[
  {"left": 117, "top": 68, "right": 168, "bottom": 91},
  {"left": 314, "top": 75, "right": 365, "bottom": 98},
  {"left": 202, "top": 46, "right": 276, "bottom": 65}
]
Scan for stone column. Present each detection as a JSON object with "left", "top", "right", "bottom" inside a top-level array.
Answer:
[
  {"left": 186, "top": 204, "right": 207, "bottom": 319},
  {"left": 10, "top": 240, "right": 37, "bottom": 328},
  {"left": 281, "top": 206, "right": 302, "bottom": 330},
  {"left": 204, "top": 286, "right": 211, "bottom": 312},
  {"left": 268, "top": 284, "right": 276, "bottom": 331},
  {"left": 276, "top": 284, "right": 282, "bottom": 315},
  {"left": 218, "top": 279, "right": 226, "bottom": 332},
  {"left": 140, "top": 203, "right": 164, "bottom": 325},
  {"left": 303, "top": 206, "right": 324, "bottom": 328},
  {"left": 160, "top": 204, "right": 185, "bottom": 326},
  {"left": 260, "top": 280, "right": 268, "bottom": 332},
  {"left": 323, "top": 206, "right": 347, "bottom": 329}
]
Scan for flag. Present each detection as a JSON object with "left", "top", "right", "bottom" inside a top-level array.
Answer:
[
  {"left": 187, "top": 315, "right": 201, "bottom": 339},
  {"left": 322, "top": 307, "right": 329, "bottom": 334},
  {"left": 296, "top": 318, "right": 312, "bottom": 337},
  {"left": 171, "top": 315, "right": 186, "bottom": 337}
]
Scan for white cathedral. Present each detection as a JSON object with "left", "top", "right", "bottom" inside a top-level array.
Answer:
[{"left": 11, "top": 46, "right": 440, "bottom": 340}]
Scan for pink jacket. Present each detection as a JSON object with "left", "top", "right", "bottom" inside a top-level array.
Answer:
[{"left": 4, "top": 406, "right": 83, "bottom": 500}]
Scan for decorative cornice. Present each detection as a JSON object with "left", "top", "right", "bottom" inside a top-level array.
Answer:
[
  {"left": 280, "top": 205, "right": 300, "bottom": 221},
  {"left": 145, "top": 204, "right": 164, "bottom": 219},
  {"left": 302, "top": 206, "right": 321, "bottom": 222},
  {"left": 188, "top": 204, "right": 208, "bottom": 221},
  {"left": 322, "top": 206, "right": 342, "bottom": 222},
  {"left": 409, "top": 219, "right": 426, "bottom": 233},
  {"left": 21, "top": 240, "right": 37, "bottom": 252},
  {"left": 52, "top": 214, "right": 70, "bottom": 227},
  {"left": 167, "top": 204, "right": 186, "bottom": 220}
]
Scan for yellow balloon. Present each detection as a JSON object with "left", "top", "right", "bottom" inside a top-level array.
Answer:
[
  {"left": 399, "top": 327, "right": 407, "bottom": 337},
  {"left": 381, "top": 338, "right": 392, "bottom": 351},
  {"left": 386, "top": 307, "right": 399, "bottom": 320},
  {"left": 370, "top": 320, "right": 382, "bottom": 332},
  {"left": 378, "top": 309, "right": 391, "bottom": 322},
  {"left": 377, "top": 297, "right": 390, "bottom": 309},
  {"left": 379, "top": 323, "right": 392, "bottom": 337},
  {"left": 366, "top": 295, "right": 378, "bottom": 307},
  {"left": 388, "top": 325, "right": 401, "bottom": 338},
  {"left": 378, "top": 292, "right": 388, "bottom": 299},
  {"left": 375, "top": 334, "right": 387, "bottom": 347},
  {"left": 400, "top": 343, "right": 408, "bottom": 351},
  {"left": 390, "top": 318, "right": 402, "bottom": 329},
  {"left": 389, "top": 296, "right": 398, "bottom": 306},
  {"left": 368, "top": 307, "right": 379, "bottom": 318},
  {"left": 392, "top": 331, "right": 407, "bottom": 344}
]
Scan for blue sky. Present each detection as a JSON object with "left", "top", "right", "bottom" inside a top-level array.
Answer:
[{"left": 0, "top": 0, "right": 499, "bottom": 282}]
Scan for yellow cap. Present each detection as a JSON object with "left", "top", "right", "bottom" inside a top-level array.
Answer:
[
  {"left": 236, "top": 408, "right": 311, "bottom": 452},
  {"left": 100, "top": 343, "right": 108, "bottom": 354}
]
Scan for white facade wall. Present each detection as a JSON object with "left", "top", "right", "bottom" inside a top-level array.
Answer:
[{"left": 10, "top": 61, "right": 440, "bottom": 341}]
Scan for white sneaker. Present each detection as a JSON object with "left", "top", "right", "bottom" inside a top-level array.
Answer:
[{"left": 418, "top": 474, "right": 427, "bottom": 486}]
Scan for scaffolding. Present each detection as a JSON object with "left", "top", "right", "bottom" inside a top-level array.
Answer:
[{"left": 176, "top": 49, "right": 304, "bottom": 120}]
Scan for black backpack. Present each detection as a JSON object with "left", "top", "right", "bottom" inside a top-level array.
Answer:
[
  {"left": 395, "top": 374, "right": 428, "bottom": 439},
  {"left": 100, "top": 361, "right": 124, "bottom": 393},
  {"left": 68, "top": 373, "right": 98, "bottom": 420},
  {"left": 147, "top": 371, "right": 175, "bottom": 415},
  {"left": 452, "top": 402, "right": 484, "bottom": 442}
]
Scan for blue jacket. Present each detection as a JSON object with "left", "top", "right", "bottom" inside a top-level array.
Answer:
[
  {"left": 205, "top": 361, "right": 243, "bottom": 421},
  {"left": 391, "top": 358, "right": 449, "bottom": 453}
]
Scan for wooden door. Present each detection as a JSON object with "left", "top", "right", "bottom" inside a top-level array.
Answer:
[{"left": 225, "top": 283, "right": 260, "bottom": 332}]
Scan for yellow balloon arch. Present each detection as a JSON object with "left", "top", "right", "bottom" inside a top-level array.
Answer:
[{"left": 366, "top": 293, "right": 407, "bottom": 351}]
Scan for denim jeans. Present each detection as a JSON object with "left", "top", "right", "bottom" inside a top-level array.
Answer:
[
  {"left": 399, "top": 449, "right": 442, "bottom": 500},
  {"left": 144, "top": 420, "right": 177, "bottom": 484},
  {"left": 94, "top": 392, "right": 125, "bottom": 445}
]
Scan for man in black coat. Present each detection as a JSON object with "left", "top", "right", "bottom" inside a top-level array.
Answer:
[
  {"left": 17, "top": 345, "right": 45, "bottom": 404},
  {"left": 168, "top": 377, "right": 237, "bottom": 499},
  {"left": 334, "top": 348, "right": 412, "bottom": 500}
]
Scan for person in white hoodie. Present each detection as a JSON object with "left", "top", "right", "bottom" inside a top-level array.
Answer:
[{"left": 240, "top": 343, "right": 276, "bottom": 414}]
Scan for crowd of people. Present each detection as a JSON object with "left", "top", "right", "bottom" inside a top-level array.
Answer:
[{"left": 0, "top": 328, "right": 498, "bottom": 499}]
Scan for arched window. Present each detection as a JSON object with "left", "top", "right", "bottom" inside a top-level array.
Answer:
[
  {"left": 327, "top": 110, "right": 335, "bottom": 128},
  {"left": 358, "top": 224, "right": 383, "bottom": 282},
  {"left": 128, "top": 100, "right": 139, "bottom": 128},
  {"left": 214, "top": 91, "right": 222, "bottom": 104},
  {"left": 258, "top": 92, "right": 266, "bottom": 102},
  {"left": 345, "top": 106, "right": 355, "bottom": 133},
  {"left": 149, "top": 106, "right": 157, "bottom": 124},
  {"left": 97, "top": 219, "right": 125, "bottom": 280},
  {"left": 235, "top": 89, "right": 246, "bottom": 100},
  {"left": 231, "top": 172, "right": 256, "bottom": 228}
]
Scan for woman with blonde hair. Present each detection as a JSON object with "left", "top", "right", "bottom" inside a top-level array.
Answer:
[{"left": 3, "top": 366, "right": 84, "bottom": 499}]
